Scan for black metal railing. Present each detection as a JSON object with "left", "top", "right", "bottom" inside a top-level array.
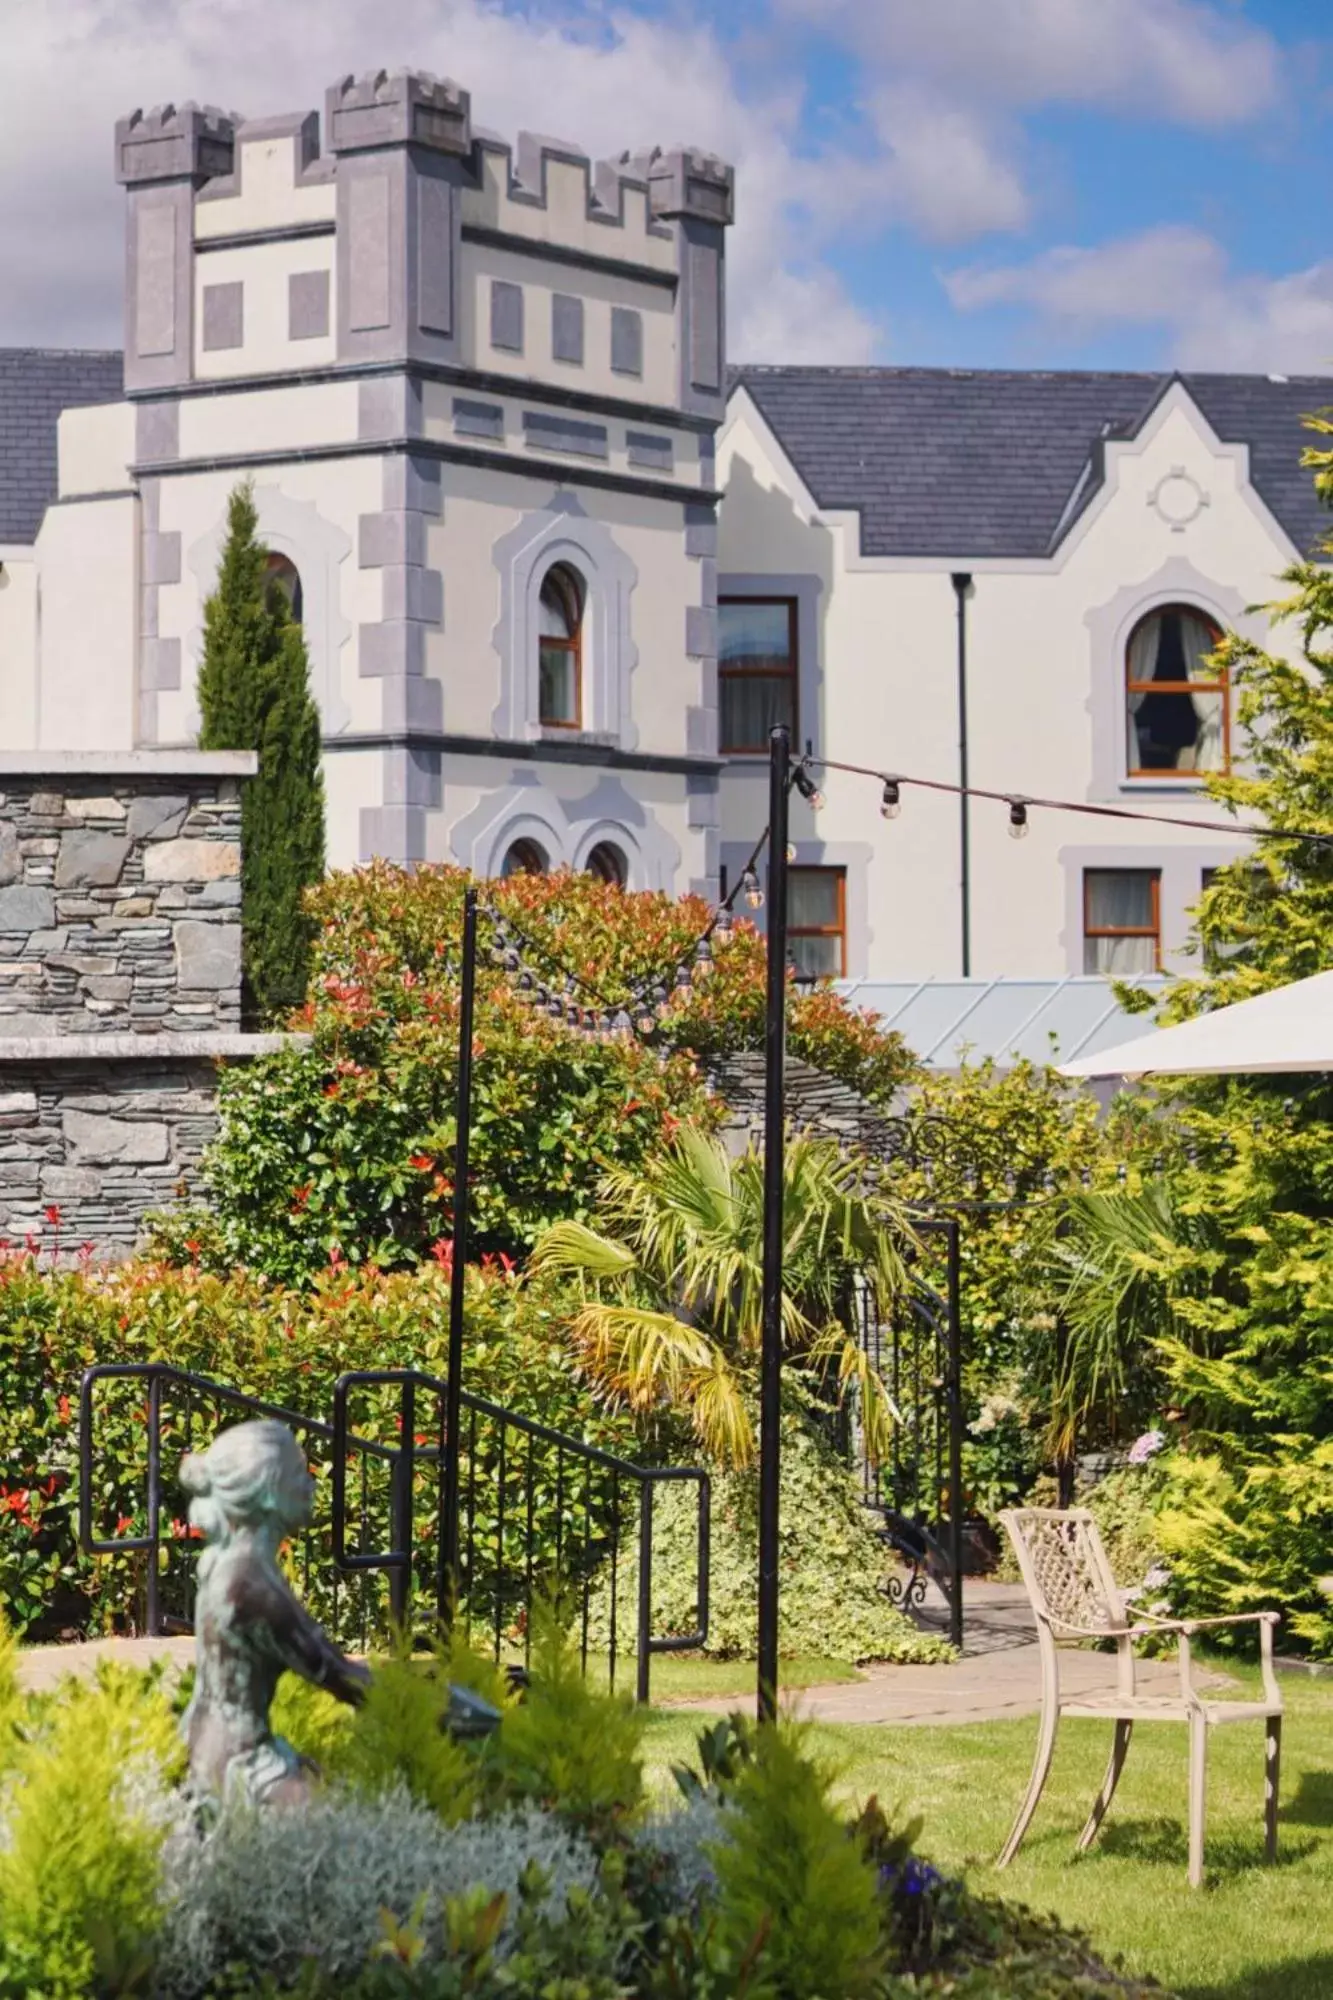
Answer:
[
  {"left": 79, "top": 1361, "right": 709, "bottom": 1703},
  {"left": 855, "top": 1217, "right": 964, "bottom": 1648}
]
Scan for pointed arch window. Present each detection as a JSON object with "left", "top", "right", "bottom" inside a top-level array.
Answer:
[
  {"left": 1126, "top": 605, "right": 1226, "bottom": 776},
  {"left": 537, "top": 563, "right": 584, "bottom": 728}
]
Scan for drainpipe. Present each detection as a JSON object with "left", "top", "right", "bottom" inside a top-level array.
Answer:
[{"left": 951, "top": 573, "right": 974, "bottom": 978}]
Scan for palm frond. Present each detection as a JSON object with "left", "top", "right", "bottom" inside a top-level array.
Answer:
[{"left": 529, "top": 1220, "right": 639, "bottom": 1284}]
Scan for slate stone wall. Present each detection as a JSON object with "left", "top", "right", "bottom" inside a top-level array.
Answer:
[
  {"left": 0, "top": 1054, "right": 220, "bottom": 1251},
  {"left": 0, "top": 772, "right": 243, "bottom": 1037},
  {"left": 706, "top": 1051, "right": 898, "bottom": 1158}
]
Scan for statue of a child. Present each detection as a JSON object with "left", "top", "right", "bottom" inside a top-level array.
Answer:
[{"left": 180, "top": 1418, "right": 370, "bottom": 1807}]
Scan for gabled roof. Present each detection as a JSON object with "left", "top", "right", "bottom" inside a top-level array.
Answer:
[
  {"left": 0, "top": 349, "right": 124, "bottom": 544},
  {"left": 730, "top": 365, "right": 1333, "bottom": 561}
]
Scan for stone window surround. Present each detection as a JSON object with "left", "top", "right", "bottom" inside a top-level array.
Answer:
[
  {"left": 490, "top": 491, "right": 639, "bottom": 749},
  {"left": 184, "top": 485, "right": 352, "bottom": 741},
  {"left": 449, "top": 770, "right": 680, "bottom": 892},
  {"left": 1084, "top": 560, "right": 1264, "bottom": 804},
  {"left": 718, "top": 836, "right": 872, "bottom": 980},
  {"left": 716, "top": 570, "right": 823, "bottom": 762},
  {"left": 1059, "top": 838, "right": 1249, "bottom": 976}
]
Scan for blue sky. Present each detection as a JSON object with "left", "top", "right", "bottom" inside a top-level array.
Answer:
[{"left": 4, "top": 0, "right": 1332, "bottom": 374}]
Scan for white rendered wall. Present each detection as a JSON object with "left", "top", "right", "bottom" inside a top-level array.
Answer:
[
  {"left": 717, "top": 385, "right": 1292, "bottom": 982},
  {"left": 0, "top": 555, "right": 39, "bottom": 750},
  {"left": 36, "top": 496, "right": 138, "bottom": 751},
  {"left": 458, "top": 241, "right": 677, "bottom": 407}
]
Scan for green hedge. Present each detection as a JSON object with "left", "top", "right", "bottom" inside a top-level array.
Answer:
[{"left": 0, "top": 1251, "right": 636, "bottom": 1645}]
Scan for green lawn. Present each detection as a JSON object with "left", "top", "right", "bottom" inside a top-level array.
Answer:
[
  {"left": 644, "top": 1668, "right": 1333, "bottom": 2000},
  {"left": 600, "top": 1652, "right": 860, "bottom": 1700}
]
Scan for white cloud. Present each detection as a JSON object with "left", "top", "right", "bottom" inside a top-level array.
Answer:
[
  {"left": 945, "top": 225, "right": 1333, "bottom": 373},
  {"left": 790, "top": 0, "right": 1281, "bottom": 126},
  {"left": 0, "top": 0, "right": 883, "bottom": 361}
]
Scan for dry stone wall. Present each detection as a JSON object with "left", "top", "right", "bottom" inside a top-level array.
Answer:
[
  {"left": 0, "top": 765, "right": 244, "bottom": 1037},
  {"left": 0, "top": 754, "right": 294, "bottom": 1259}
]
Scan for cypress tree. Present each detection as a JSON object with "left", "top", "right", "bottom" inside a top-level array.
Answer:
[{"left": 197, "top": 482, "right": 325, "bottom": 1024}]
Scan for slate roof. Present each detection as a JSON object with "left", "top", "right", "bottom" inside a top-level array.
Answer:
[
  {"left": 0, "top": 349, "right": 124, "bottom": 545},
  {"left": 731, "top": 366, "right": 1333, "bottom": 562}
]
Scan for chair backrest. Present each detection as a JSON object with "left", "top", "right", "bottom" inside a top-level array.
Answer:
[{"left": 1000, "top": 1507, "right": 1127, "bottom": 1642}]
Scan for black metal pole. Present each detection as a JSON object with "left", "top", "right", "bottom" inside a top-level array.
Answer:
[
  {"left": 441, "top": 885, "right": 478, "bottom": 1623},
  {"left": 952, "top": 573, "right": 973, "bottom": 978},
  {"left": 757, "top": 723, "right": 790, "bottom": 1722},
  {"left": 945, "top": 1218, "right": 965, "bottom": 1652}
]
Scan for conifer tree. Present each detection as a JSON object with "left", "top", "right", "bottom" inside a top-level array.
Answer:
[{"left": 197, "top": 482, "right": 325, "bottom": 1023}]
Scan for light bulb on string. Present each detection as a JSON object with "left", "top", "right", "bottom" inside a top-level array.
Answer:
[
  {"left": 673, "top": 964, "right": 692, "bottom": 1002},
  {"left": 791, "top": 762, "right": 824, "bottom": 810},
  {"left": 1007, "top": 799, "right": 1029, "bottom": 840},
  {"left": 612, "top": 1009, "right": 633, "bottom": 1040},
  {"left": 714, "top": 907, "right": 734, "bottom": 948},
  {"left": 693, "top": 936, "right": 714, "bottom": 980},
  {"left": 652, "top": 982, "right": 671, "bottom": 1022},
  {"left": 786, "top": 842, "right": 796, "bottom": 862},
  {"left": 880, "top": 779, "right": 901, "bottom": 820},
  {"left": 742, "top": 867, "right": 764, "bottom": 911},
  {"left": 635, "top": 1002, "right": 656, "bottom": 1038}
]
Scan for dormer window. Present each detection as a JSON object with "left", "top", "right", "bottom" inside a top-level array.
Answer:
[
  {"left": 537, "top": 563, "right": 584, "bottom": 728},
  {"left": 1126, "top": 605, "right": 1226, "bottom": 777}
]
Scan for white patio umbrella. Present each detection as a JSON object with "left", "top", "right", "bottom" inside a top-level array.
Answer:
[{"left": 1059, "top": 968, "right": 1333, "bottom": 1079}]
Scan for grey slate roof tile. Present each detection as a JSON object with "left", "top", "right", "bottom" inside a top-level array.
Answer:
[
  {"left": 730, "top": 365, "right": 1333, "bottom": 561},
  {"left": 0, "top": 349, "right": 124, "bottom": 544}
]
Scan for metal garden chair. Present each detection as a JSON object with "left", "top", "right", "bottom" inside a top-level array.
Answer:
[{"left": 998, "top": 1506, "right": 1282, "bottom": 1888}]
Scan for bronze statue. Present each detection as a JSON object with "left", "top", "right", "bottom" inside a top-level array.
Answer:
[
  {"left": 181, "top": 1419, "right": 370, "bottom": 1806},
  {"left": 180, "top": 1417, "right": 501, "bottom": 1808}
]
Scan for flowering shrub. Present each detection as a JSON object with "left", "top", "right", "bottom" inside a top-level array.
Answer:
[
  {"left": 0, "top": 1245, "right": 635, "bottom": 1642},
  {"left": 202, "top": 864, "right": 917, "bottom": 1281}
]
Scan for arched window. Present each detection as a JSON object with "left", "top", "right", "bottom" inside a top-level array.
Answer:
[
  {"left": 585, "top": 840, "right": 627, "bottom": 888},
  {"left": 1126, "top": 605, "right": 1226, "bottom": 776},
  {"left": 537, "top": 563, "right": 584, "bottom": 728},
  {"left": 501, "top": 837, "right": 548, "bottom": 878},
  {"left": 265, "top": 551, "right": 304, "bottom": 625}
]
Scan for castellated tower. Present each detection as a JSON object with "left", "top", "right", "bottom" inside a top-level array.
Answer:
[{"left": 38, "top": 69, "right": 734, "bottom": 891}]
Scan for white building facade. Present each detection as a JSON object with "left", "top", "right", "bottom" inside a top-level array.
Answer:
[
  {"left": 717, "top": 367, "right": 1324, "bottom": 985},
  {"left": 0, "top": 67, "right": 1324, "bottom": 997},
  {"left": 0, "top": 70, "right": 733, "bottom": 895}
]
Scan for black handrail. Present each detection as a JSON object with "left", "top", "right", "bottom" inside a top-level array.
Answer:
[{"left": 79, "top": 1360, "right": 709, "bottom": 1703}]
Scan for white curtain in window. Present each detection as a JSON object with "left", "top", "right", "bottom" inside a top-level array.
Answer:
[
  {"left": 720, "top": 674, "right": 793, "bottom": 750},
  {"left": 1086, "top": 872, "right": 1154, "bottom": 930},
  {"left": 1179, "top": 611, "right": 1224, "bottom": 770},
  {"left": 1085, "top": 933, "right": 1158, "bottom": 976},
  {"left": 787, "top": 869, "right": 839, "bottom": 927},
  {"left": 1126, "top": 616, "right": 1159, "bottom": 713}
]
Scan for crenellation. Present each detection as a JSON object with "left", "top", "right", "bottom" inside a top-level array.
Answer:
[
  {"left": 325, "top": 68, "right": 471, "bottom": 157},
  {"left": 116, "top": 102, "right": 238, "bottom": 188}
]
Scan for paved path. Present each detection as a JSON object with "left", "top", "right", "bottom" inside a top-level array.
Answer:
[
  {"left": 16, "top": 1583, "right": 1229, "bottom": 1724},
  {"left": 661, "top": 1583, "right": 1230, "bottom": 1726}
]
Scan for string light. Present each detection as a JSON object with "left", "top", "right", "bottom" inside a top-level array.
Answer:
[
  {"left": 673, "top": 963, "right": 693, "bottom": 1000},
  {"left": 742, "top": 866, "right": 764, "bottom": 911},
  {"left": 714, "top": 907, "right": 734, "bottom": 948},
  {"left": 880, "top": 779, "right": 901, "bottom": 821},
  {"left": 1007, "top": 799, "right": 1029, "bottom": 840},
  {"left": 791, "top": 761, "right": 824, "bottom": 810},
  {"left": 693, "top": 936, "right": 714, "bottom": 980}
]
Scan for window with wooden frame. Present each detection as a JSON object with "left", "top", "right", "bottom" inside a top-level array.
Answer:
[
  {"left": 537, "top": 563, "right": 585, "bottom": 728},
  {"left": 787, "top": 866, "right": 845, "bottom": 981},
  {"left": 1083, "top": 868, "right": 1161, "bottom": 974},
  {"left": 719, "top": 597, "right": 797, "bottom": 753},
  {"left": 1126, "top": 605, "right": 1227, "bottom": 777}
]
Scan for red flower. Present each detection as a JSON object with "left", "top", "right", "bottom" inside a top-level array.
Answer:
[
  {"left": 323, "top": 1082, "right": 340, "bottom": 1098},
  {"left": 409, "top": 1153, "right": 435, "bottom": 1173},
  {"left": 115, "top": 1514, "right": 134, "bottom": 1536},
  {"left": 290, "top": 1184, "right": 313, "bottom": 1212},
  {"left": 44, "top": 1204, "right": 61, "bottom": 1228},
  {"left": 328, "top": 1245, "right": 347, "bottom": 1272},
  {"left": 430, "top": 1237, "right": 454, "bottom": 1269},
  {"left": 57, "top": 1394, "right": 71, "bottom": 1425}
]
